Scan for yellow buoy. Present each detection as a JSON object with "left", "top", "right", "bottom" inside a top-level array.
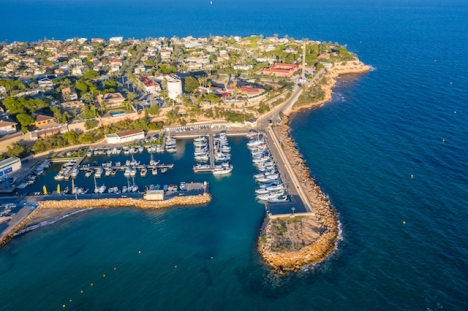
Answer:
[
  {"left": 114, "top": 268, "right": 117, "bottom": 271},
  {"left": 63, "top": 305, "right": 66, "bottom": 308},
  {"left": 90, "top": 283, "right": 93, "bottom": 286},
  {"left": 403, "top": 221, "right": 406, "bottom": 225},
  {"left": 411, "top": 175, "right": 414, "bottom": 179},
  {"left": 80, "top": 290, "right": 83, "bottom": 294},
  {"left": 103, "top": 274, "right": 106, "bottom": 278},
  {"left": 69, "top": 300, "right": 72, "bottom": 303}
]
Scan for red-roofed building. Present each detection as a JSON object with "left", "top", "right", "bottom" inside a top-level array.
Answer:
[
  {"left": 139, "top": 76, "right": 160, "bottom": 92},
  {"left": 262, "top": 63, "right": 301, "bottom": 78}
]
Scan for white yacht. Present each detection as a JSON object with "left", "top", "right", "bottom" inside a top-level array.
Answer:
[{"left": 213, "top": 163, "right": 233, "bottom": 175}]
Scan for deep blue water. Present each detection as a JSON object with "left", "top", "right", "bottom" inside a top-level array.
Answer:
[{"left": 2, "top": 0, "right": 468, "bottom": 310}]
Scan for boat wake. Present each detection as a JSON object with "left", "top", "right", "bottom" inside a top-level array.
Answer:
[{"left": 14, "top": 209, "right": 92, "bottom": 236}]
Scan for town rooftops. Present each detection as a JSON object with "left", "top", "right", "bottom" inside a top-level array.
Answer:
[{"left": 116, "top": 129, "right": 144, "bottom": 138}]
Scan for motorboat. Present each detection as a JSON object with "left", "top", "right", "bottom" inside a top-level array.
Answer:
[
  {"left": 268, "top": 195, "right": 289, "bottom": 203},
  {"left": 179, "top": 182, "right": 186, "bottom": 191},
  {"left": 212, "top": 163, "right": 233, "bottom": 175},
  {"left": 195, "top": 154, "right": 209, "bottom": 162},
  {"left": 141, "top": 168, "right": 147, "bottom": 177},
  {"left": 257, "top": 190, "right": 285, "bottom": 201},
  {"left": 152, "top": 168, "right": 157, "bottom": 175},
  {"left": 85, "top": 171, "right": 93, "bottom": 178}
]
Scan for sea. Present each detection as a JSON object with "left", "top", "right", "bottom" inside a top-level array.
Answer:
[{"left": 1, "top": 0, "right": 468, "bottom": 310}]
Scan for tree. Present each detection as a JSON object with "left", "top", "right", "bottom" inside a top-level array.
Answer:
[
  {"left": 84, "top": 119, "right": 99, "bottom": 130},
  {"left": 75, "top": 81, "right": 88, "bottom": 93},
  {"left": 159, "top": 64, "right": 176, "bottom": 74},
  {"left": 144, "top": 60, "right": 156, "bottom": 67},
  {"left": 183, "top": 76, "right": 199, "bottom": 93},
  {"left": 83, "top": 69, "right": 100, "bottom": 80},
  {"left": 16, "top": 113, "right": 34, "bottom": 128},
  {"left": 6, "top": 143, "right": 29, "bottom": 158},
  {"left": 146, "top": 105, "right": 160, "bottom": 116},
  {"left": 62, "top": 131, "right": 80, "bottom": 144},
  {"left": 80, "top": 92, "right": 94, "bottom": 103}
]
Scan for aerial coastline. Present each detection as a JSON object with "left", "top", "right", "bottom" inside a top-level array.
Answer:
[{"left": 0, "top": 34, "right": 369, "bottom": 272}]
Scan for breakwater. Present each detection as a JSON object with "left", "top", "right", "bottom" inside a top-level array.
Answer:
[
  {"left": 258, "top": 117, "right": 339, "bottom": 272},
  {"left": 0, "top": 207, "right": 42, "bottom": 248},
  {"left": 0, "top": 194, "right": 211, "bottom": 248},
  {"left": 37, "top": 195, "right": 212, "bottom": 209}
]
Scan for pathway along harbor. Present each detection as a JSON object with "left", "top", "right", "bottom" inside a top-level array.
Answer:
[{"left": 0, "top": 62, "right": 369, "bottom": 272}]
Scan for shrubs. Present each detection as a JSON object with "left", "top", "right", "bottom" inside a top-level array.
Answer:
[{"left": 84, "top": 119, "right": 99, "bottom": 130}]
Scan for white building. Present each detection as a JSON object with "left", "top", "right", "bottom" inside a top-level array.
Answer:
[
  {"left": 0, "top": 157, "right": 21, "bottom": 179},
  {"left": 105, "top": 129, "right": 145, "bottom": 144},
  {"left": 0, "top": 120, "right": 17, "bottom": 135},
  {"left": 167, "top": 75, "right": 183, "bottom": 101},
  {"left": 109, "top": 37, "right": 123, "bottom": 43}
]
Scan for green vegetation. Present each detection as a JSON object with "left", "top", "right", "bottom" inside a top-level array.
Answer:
[
  {"left": 257, "top": 102, "right": 270, "bottom": 114},
  {"left": 2, "top": 97, "right": 48, "bottom": 114},
  {"left": 82, "top": 69, "right": 100, "bottom": 80},
  {"left": 159, "top": 64, "right": 177, "bottom": 74},
  {"left": 84, "top": 119, "right": 99, "bottom": 130},
  {"left": 293, "top": 78, "right": 326, "bottom": 109},
  {"left": 183, "top": 76, "right": 199, "bottom": 93},
  {"left": 0, "top": 80, "right": 26, "bottom": 96},
  {"left": 145, "top": 105, "right": 160, "bottom": 116},
  {"left": 6, "top": 142, "right": 30, "bottom": 158}
]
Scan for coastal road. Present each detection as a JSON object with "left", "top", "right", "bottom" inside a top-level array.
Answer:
[{"left": 257, "top": 84, "right": 302, "bottom": 129}]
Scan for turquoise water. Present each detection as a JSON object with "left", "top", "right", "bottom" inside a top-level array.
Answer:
[{"left": 1, "top": 0, "right": 468, "bottom": 310}]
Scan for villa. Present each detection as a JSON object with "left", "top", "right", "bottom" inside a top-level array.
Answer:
[{"left": 262, "top": 63, "right": 301, "bottom": 78}]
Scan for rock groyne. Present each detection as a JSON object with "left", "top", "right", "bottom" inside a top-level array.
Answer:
[{"left": 258, "top": 118, "right": 339, "bottom": 272}]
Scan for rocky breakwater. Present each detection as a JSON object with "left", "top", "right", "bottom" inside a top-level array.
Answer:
[
  {"left": 38, "top": 195, "right": 212, "bottom": 210},
  {"left": 258, "top": 118, "right": 339, "bottom": 272},
  {"left": 0, "top": 207, "right": 42, "bottom": 248}
]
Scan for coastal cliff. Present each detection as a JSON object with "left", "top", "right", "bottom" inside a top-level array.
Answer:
[{"left": 258, "top": 118, "right": 340, "bottom": 272}]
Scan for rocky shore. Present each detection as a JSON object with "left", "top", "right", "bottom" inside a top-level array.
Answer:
[
  {"left": 0, "top": 194, "right": 211, "bottom": 248},
  {"left": 258, "top": 117, "right": 340, "bottom": 272},
  {"left": 288, "top": 60, "right": 370, "bottom": 115}
]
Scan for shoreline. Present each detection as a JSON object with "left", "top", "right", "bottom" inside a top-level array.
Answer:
[
  {"left": 287, "top": 61, "right": 371, "bottom": 115},
  {"left": 257, "top": 62, "right": 370, "bottom": 272}
]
